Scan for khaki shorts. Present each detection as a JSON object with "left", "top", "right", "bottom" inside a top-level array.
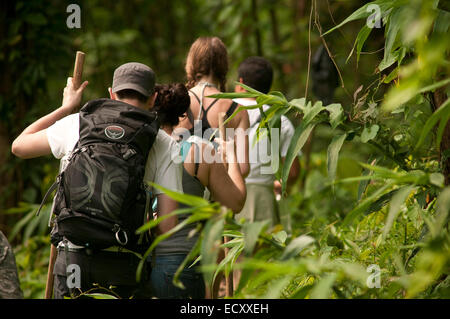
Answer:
[{"left": 235, "top": 183, "right": 280, "bottom": 227}]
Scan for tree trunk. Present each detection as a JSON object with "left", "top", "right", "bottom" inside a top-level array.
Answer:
[
  {"left": 251, "top": 0, "right": 263, "bottom": 56},
  {"left": 269, "top": 5, "right": 288, "bottom": 90}
]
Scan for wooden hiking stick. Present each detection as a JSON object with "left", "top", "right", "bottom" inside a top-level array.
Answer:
[
  {"left": 72, "top": 51, "right": 85, "bottom": 92},
  {"left": 218, "top": 112, "right": 234, "bottom": 298},
  {"left": 44, "top": 51, "right": 85, "bottom": 299}
]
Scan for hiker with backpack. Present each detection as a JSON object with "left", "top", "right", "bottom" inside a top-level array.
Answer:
[
  {"left": 11, "top": 62, "right": 183, "bottom": 298},
  {"left": 178, "top": 36, "right": 250, "bottom": 178},
  {"left": 149, "top": 83, "right": 246, "bottom": 299}
]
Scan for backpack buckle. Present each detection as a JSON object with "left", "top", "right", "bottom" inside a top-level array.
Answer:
[
  {"left": 123, "top": 148, "right": 137, "bottom": 160},
  {"left": 113, "top": 224, "right": 128, "bottom": 246}
]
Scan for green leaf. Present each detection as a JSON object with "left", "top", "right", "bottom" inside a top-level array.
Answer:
[
  {"left": 418, "top": 78, "right": 450, "bottom": 95},
  {"left": 433, "top": 9, "right": 450, "bottom": 34},
  {"left": 383, "top": 67, "right": 399, "bottom": 83},
  {"left": 415, "top": 97, "right": 450, "bottom": 151},
  {"left": 243, "top": 220, "right": 270, "bottom": 256},
  {"left": 430, "top": 187, "right": 450, "bottom": 237},
  {"left": 347, "top": 25, "right": 372, "bottom": 65},
  {"left": 303, "top": 101, "right": 325, "bottom": 125},
  {"left": 262, "top": 275, "right": 293, "bottom": 299},
  {"left": 429, "top": 173, "right": 445, "bottom": 188},
  {"left": 343, "top": 182, "right": 394, "bottom": 226},
  {"left": 212, "top": 241, "right": 244, "bottom": 284},
  {"left": 383, "top": 185, "right": 415, "bottom": 239},
  {"left": 325, "top": 103, "right": 344, "bottom": 129},
  {"left": 323, "top": 0, "right": 394, "bottom": 36},
  {"left": 148, "top": 182, "right": 209, "bottom": 207},
  {"left": 382, "top": 78, "right": 450, "bottom": 113},
  {"left": 436, "top": 105, "right": 450, "bottom": 150},
  {"left": 280, "top": 235, "right": 315, "bottom": 260},
  {"left": 281, "top": 123, "right": 316, "bottom": 193},
  {"left": 172, "top": 238, "right": 202, "bottom": 289},
  {"left": 8, "top": 209, "right": 34, "bottom": 241},
  {"left": 201, "top": 217, "right": 225, "bottom": 287},
  {"left": 327, "top": 133, "right": 347, "bottom": 183},
  {"left": 136, "top": 207, "right": 195, "bottom": 233},
  {"left": 379, "top": 7, "right": 402, "bottom": 71},
  {"left": 272, "top": 231, "right": 288, "bottom": 245},
  {"left": 289, "top": 98, "right": 306, "bottom": 111},
  {"left": 310, "top": 273, "right": 337, "bottom": 299},
  {"left": 357, "top": 163, "right": 373, "bottom": 201},
  {"left": 361, "top": 124, "right": 380, "bottom": 143}
]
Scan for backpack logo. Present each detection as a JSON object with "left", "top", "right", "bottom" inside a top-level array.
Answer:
[{"left": 105, "top": 125, "right": 125, "bottom": 139}]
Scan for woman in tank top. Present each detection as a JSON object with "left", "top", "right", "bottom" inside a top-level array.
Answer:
[
  {"left": 150, "top": 83, "right": 246, "bottom": 299},
  {"left": 177, "top": 36, "right": 250, "bottom": 178}
]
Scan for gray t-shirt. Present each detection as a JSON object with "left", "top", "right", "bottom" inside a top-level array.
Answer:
[{"left": 153, "top": 137, "right": 206, "bottom": 256}]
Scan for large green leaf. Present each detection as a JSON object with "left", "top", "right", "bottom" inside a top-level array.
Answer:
[
  {"left": 148, "top": 182, "right": 209, "bottom": 207},
  {"left": 280, "top": 235, "right": 315, "bottom": 260},
  {"left": 347, "top": 25, "right": 372, "bottom": 65},
  {"left": 281, "top": 122, "right": 317, "bottom": 192},
  {"left": 343, "top": 182, "right": 394, "bottom": 226},
  {"left": 430, "top": 187, "right": 450, "bottom": 238},
  {"left": 415, "top": 97, "right": 450, "bottom": 151},
  {"left": 242, "top": 220, "right": 270, "bottom": 256},
  {"left": 201, "top": 216, "right": 225, "bottom": 287},
  {"left": 309, "top": 273, "right": 337, "bottom": 299},
  {"left": 323, "top": 0, "right": 395, "bottom": 36},
  {"left": 383, "top": 185, "right": 415, "bottom": 239},
  {"left": 327, "top": 133, "right": 347, "bottom": 183},
  {"left": 325, "top": 103, "right": 344, "bottom": 129},
  {"left": 379, "top": 7, "right": 402, "bottom": 71},
  {"left": 433, "top": 9, "right": 450, "bottom": 34}
]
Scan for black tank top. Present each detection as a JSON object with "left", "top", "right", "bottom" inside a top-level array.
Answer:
[{"left": 187, "top": 90, "right": 238, "bottom": 141}]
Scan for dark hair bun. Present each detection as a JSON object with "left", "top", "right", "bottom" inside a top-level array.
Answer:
[{"left": 154, "top": 83, "right": 190, "bottom": 127}]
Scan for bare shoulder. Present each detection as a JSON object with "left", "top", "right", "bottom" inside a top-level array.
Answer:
[{"left": 219, "top": 99, "right": 249, "bottom": 129}]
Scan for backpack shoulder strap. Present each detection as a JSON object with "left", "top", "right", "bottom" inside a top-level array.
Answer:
[{"left": 36, "top": 179, "right": 59, "bottom": 216}]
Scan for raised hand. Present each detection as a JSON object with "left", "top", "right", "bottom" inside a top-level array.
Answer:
[{"left": 61, "top": 77, "right": 88, "bottom": 115}]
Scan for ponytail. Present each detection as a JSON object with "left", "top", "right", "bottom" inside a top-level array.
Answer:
[{"left": 153, "top": 83, "right": 190, "bottom": 127}]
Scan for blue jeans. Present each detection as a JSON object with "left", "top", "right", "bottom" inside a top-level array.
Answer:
[{"left": 151, "top": 254, "right": 205, "bottom": 299}]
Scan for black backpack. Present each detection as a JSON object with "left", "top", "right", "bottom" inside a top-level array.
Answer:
[{"left": 39, "top": 98, "right": 159, "bottom": 252}]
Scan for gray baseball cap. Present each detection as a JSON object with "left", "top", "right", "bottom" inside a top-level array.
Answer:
[{"left": 111, "top": 62, "right": 156, "bottom": 97}]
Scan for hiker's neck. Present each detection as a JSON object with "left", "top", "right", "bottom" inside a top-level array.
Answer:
[
  {"left": 196, "top": 75, "right": 219, "bottom": 88},
  {"left": 117, "top": 98, "right": 149, "bottom": 110},
  {"left": 162, "top": 125, "right": 173, "bottom": 136}
]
